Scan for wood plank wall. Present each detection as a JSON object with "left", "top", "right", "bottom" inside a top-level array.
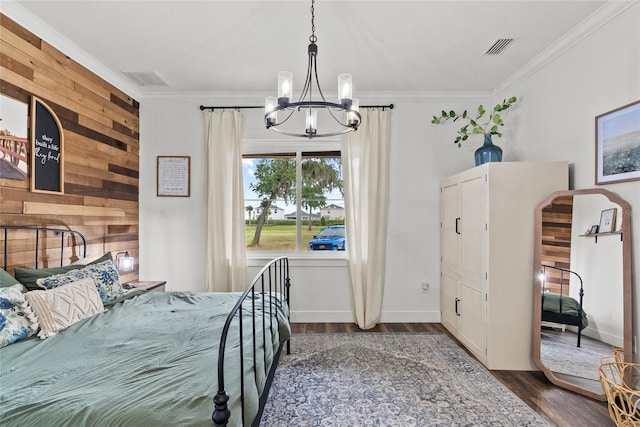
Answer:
[
  {"left": 540, "top": 195, "right": 573, "bottom": 295},
  {"left": 0, "top": 14, "right": 140, "bottom": 283}
]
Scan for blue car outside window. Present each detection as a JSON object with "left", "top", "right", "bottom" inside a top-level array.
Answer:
[{"left": 308, "top": 226, "right": 346, "bottom": 251}]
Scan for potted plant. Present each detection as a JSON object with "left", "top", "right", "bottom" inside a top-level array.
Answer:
[{"left": 431, "top": 96, "right": 517, "bottom": 166}]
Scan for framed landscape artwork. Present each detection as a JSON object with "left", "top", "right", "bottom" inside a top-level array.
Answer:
[
  {"left": 595, "top": 99, "right": 640, "bottom": 185},
  {"left": 0, "top": 94, "right": 29, "bottom": 181}
]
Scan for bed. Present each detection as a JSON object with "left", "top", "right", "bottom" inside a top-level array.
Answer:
[
  {"left": 0, "top": 225, "right": 290, "bottom": 427},
  {"left": 540, "top": 264, "right": 588, "bottom": 347}
]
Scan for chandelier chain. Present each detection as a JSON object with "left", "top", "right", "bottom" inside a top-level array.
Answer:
[{"left": 309, "top": 0, "right": 317, "bottom": 43}]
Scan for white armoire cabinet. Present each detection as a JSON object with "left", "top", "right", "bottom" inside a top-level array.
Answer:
[{"left": 440, "top": 162, "right": 568, "bottom": 370}]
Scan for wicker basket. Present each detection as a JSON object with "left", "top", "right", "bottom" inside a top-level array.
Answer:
[{"left": 598, "top": 360, "right": 640, "bottom": 427}]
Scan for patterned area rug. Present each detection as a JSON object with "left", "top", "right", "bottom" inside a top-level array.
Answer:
[
  {"left": 540, "top": 330, "right": 606, "bottom": 381},
  {"left": 261, "top": 333, "right": 551, "bottom": 426}
]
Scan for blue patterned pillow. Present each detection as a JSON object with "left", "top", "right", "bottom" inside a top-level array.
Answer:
[
  {"left": 0, "top": 284, "right": 39, "bottom": 348},
  {"left": 36, "top": 268, "right": 89, "bottom": 290},
  {"left": 36, "top": 260, "right": 127, "bottom": 305},
  {"left": 80, "top": 260, "right": 127, "bottom": 304}
]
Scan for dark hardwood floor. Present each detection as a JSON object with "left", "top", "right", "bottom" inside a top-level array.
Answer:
[{"left": 290, "top": 322, "right": 613, "bottom": 427}]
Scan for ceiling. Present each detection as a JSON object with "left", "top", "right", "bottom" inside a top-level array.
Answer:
[{"left": 11, "top": 1, "right": 609, "bottom": 98}]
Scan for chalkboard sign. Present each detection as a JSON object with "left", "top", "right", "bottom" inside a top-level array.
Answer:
[{"left": 30, "top": 97, "right": 64, "bottom": 194}]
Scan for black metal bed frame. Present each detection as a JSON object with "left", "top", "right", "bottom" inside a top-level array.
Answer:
[
  {"left": 212, "top": 256, "right": 291, "bottom": 427},
  {"left": 541, "top": 264, "right": 585, "bottom": 347},
  {"left": 2, "top": 225, "right": 87, "bottom": 271},
  {"left": 2, "top": 225, "right": 290, "bottom": 427}
]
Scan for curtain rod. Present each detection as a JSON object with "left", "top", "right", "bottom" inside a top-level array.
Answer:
[{"left": 199, "top": 103, "right": 394, "bottom": 111}]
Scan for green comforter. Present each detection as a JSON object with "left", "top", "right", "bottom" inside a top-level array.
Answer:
[
  {"left": 542, "top": 291, "right": 589, "bottom": 328},
  {"left": 0, "top": 291, "right": 290, "bottom": 427}
]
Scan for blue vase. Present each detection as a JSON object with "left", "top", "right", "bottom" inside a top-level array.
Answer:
[{"left": 474, "top": 133, "right": 503, "bottom": 166}]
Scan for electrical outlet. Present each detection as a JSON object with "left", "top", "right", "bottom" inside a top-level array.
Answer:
[{"left": 421, "top": 282, "right": 430, "bottom": 293}]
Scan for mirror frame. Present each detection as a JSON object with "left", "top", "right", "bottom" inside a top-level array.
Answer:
[{"left": 533, "top": 188, "right": 632, "bottom": 400}]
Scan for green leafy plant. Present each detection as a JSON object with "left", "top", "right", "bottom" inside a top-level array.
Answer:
[{"left": 431, "top": 96, "right": 518, "bottom": 147}]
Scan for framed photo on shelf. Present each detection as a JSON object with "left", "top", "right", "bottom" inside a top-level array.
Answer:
[
  {"left": 589, "top": 225, "right": 599, "bottom": 235},
  {"left": 595, "top": 99, "right": 640, "bottom": 185},
  {"left": 598, "top": 208, "right": 617, "bottom": 233},
  {"left": 157, "top": 156, "right": 190, "bottom": 197}
]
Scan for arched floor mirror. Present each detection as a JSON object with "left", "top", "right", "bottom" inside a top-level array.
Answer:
[{"left": 533, "top": 188, "right": 632, "bottom": 400}]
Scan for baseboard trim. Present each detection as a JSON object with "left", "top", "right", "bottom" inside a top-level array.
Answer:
[
  {"left": 380, "top": 310, "right": 441, "bottom": 323},
  {"left": 290, "top": 311, "right": 354, "bottom": 323},
  {"left": 290, "top": 310, "right": 441, "bottom": 323}
]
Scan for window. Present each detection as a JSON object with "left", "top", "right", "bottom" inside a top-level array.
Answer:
[{"left": 243, "top": 142, "right": 344, "bottom": 253}]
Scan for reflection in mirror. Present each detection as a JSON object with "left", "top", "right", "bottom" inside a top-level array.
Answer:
[{"left": 534, "top": 189, "right": 632, "bottom": 401}]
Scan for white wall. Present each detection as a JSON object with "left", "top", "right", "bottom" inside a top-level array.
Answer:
[
  {"left": 139, "top": 94, "right": 483, "bottom": 323},
  {"left": 139, "top": 3, "right": 638, "bottom": 328},
  {"left": 7, "top": 0, "right": 634, "bottom": 330},
  {"left": 495, "top": 3, "right": 639, "bottom": 348},
  {"left": 139, "top": 101, "right": 208, "bottom": 292},
  {"left": 571, "top": 195, "right": 624, "bottom": 346}
]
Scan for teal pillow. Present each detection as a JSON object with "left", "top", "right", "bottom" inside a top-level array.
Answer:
[
  {"left": 88, "top": 252, "right": 113, "bottom": 265},
  {"left": 13, "top": 252, "right": 113, "bottom": 291},
  {"left": 0, "top": 269, "right": 22, "bottom": 288},
  {"left": 14, "top": 265, "right": 83, "bottom": 291},
  {"left": 71, "top": 251, "right": 113, "bottom": 266}
]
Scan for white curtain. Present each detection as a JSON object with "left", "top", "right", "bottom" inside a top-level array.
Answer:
[
  {"left": 205, "top": 110, "right": 247, "bottom": 292},
  {"left": 341, "top": 108, "right": 391, "bottom": 329}
]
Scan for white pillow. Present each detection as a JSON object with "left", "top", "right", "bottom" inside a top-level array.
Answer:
[{"left": 25, "top": 278, "right": 105, "bottom": 339}]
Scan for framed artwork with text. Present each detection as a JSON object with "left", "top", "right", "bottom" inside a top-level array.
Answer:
[
  {"left": 31, "top": 97, "right": 64, "bottom": 194},
  {"left": 157, "top": 156, "right": 190, "bottom": 197}
]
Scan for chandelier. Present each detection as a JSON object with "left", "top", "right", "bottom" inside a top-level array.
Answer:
[{"left": 264, "top": 0, "right": 361, "bottom": 139}]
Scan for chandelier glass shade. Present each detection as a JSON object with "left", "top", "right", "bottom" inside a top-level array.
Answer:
[{"left": 264, "top": 0, "right": 361, "bottom": 139}]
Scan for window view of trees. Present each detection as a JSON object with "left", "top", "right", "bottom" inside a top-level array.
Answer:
[{"left": 244, "top": 153, "right": 345, "bottom": 252}]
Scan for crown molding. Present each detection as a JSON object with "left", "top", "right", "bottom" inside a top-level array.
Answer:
[
  {"left": 140, "top": 90, "right": 492, "bottom": 104},
  {"left": 2, "top": 0, "right": 142, "bottom": 100},
  {"left": 4, "top": 0, "right": 633, "bottom": 104},
  {"left": 496, "top": 0, "right": 637, "bottom": 93}
]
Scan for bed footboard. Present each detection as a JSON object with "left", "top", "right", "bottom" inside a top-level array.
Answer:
[{"left": 212, "top": 257, "right": 291, "bottom": 427}]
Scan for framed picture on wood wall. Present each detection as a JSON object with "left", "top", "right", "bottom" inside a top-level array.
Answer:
[
  {"left": 0, "top": 94, "right": 29, "bottom": 181},
  {"left": 157, "top": 156, "right": 190, "bottom": 197},
  {"left": 30, "top": 97, "right": 64, "bottom": 194},
  {"left": 595, "top": 99, "right": 640, "bottom": 185}
]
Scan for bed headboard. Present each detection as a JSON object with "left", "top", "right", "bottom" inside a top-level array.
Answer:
[
  {"left": 541, "top": 264, "right": 583, "bottom": 296},
  {"left": 1, "top": 225, "right": 87, "bottom": 271}
]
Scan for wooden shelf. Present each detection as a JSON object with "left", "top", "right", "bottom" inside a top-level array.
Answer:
[{"left": 579, "top": 230, "right": 622, "bottom": 243}]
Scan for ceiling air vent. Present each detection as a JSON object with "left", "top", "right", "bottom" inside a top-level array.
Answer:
[
  {"left": 484, "top": 38, "right": 516, "bottom": 55},
  {"left": 121, "top": 71, "right": 169, "bottom": 87}
]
